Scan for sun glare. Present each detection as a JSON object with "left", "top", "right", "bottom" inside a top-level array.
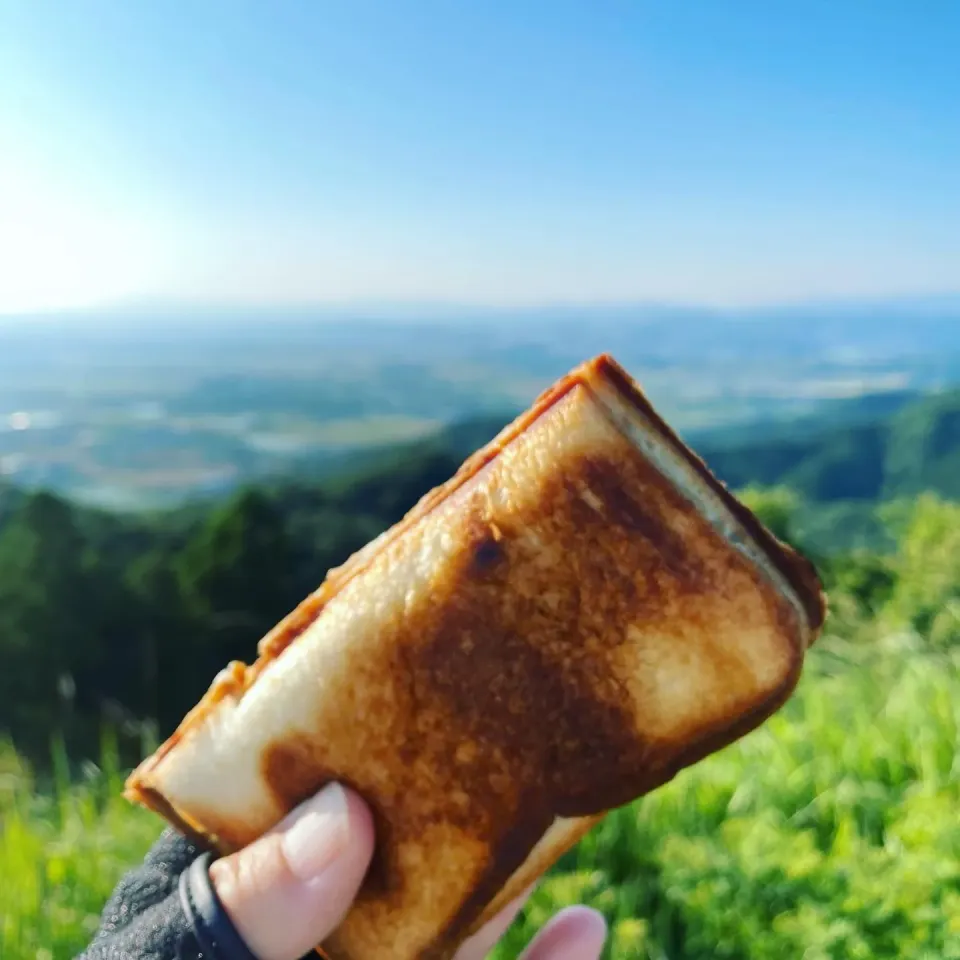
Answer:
[
  {"left": 0, "top": 211, "right": 148, "bottom": 314},
  {"left": 0, "top": 156, "right": 166, "bottom": 314}
]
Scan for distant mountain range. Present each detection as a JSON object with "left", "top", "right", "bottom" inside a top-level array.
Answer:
[
  {"left": 698, "top": 386, "right": 960, "bottom": 503},
  {"left": 5, "top": 296, "right": 960, "bottom": 377}
]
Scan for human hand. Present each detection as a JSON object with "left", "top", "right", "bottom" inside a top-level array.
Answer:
[{"left": 209, "top": 782, "right": 607, "bottom": 960}]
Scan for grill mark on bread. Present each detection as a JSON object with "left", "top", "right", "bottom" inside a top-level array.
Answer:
[{"left": 574, "top": 453, "right": 711, "bottom": 590}]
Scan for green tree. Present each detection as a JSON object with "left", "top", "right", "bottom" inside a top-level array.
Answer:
[
  {"left": 738, "top": 485, "right": 802, "bottom": 547},
  {"left": 123, "top": 547, "right": 192, "bottom": 735},
  {"left": 0, "top": 493, "right": 101, "bottom": 752},
  {"left": 882, "top": 494, "right": 960, "bottom": 648},
  {"left": 175, "top": 488, "right": 300, "bottom": 684}
]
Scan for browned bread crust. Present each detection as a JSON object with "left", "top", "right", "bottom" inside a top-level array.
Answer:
[{"left": 126, "top": 354, "right": 825, "bottom": 960}]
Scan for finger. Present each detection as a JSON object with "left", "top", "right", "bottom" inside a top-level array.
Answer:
[
  {"left": 520, "top": 906, "right": 607, "bottom": 960},
  {"left": 208, "top": 783, "right": 375, "bottom": 960},
  {"left": 453, "top": 886, "right": 536, "bottom": 960}
]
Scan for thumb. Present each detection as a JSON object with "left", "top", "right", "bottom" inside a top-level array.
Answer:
[{"left": 208, "top": 783, "right": 375, "bottom": 960}]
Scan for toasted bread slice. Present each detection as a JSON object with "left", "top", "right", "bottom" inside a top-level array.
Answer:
[{"left": 125, "top": 354, "right": 825, "bottom": 960}]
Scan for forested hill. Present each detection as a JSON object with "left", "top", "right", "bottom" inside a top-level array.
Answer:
[
  {"left": 0, "top": 434, "right": 478, "bottom": 764},
  {"left": 2, "top": 379, "right": 960, "bottom": 766},
  {"left": 696, "top": 385, "right": 960, "bottom": 502}
]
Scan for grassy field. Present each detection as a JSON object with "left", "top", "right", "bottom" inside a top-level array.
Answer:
[{"left": 2, "top": 632, "right": 959, "bottom": 959}]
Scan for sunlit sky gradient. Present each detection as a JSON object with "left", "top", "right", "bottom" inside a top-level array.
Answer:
[{"left": 1, "top": 1, "right": 958, "bottom": 314}]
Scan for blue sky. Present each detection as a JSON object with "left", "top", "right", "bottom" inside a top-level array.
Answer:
[{"left": 1, "top": 1, "right": 958, "bottom": 313}]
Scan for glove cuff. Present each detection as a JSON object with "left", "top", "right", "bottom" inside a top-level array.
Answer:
[{"left": 179, "top": 850, "right": 260, "bottom": 960}]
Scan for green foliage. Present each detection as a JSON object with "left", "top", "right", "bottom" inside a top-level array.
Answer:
[
  {"left": 884, "top": 392, "right": 960, "bottom": 499},
  {"left": 3, "top": 636, "right": 959, "bottom": 958},
  {"left": 0, "top": 448, "right": 459, "bottom": 762},
  {"left": 0, "top": 735, "right": 159, "bottom": 958},
  {"left": 0, "top": 493, "right": 107, "bottom": 757},
  {"left": 736, "top": 485, "right": 801, "bottom": 545},
  {"left": 883, "top": 494, "right": 960, "bottom": 649},
  {"left": 826, "top": 550, "right": 898, "bottom": 616},
  {"left": 4, "top": 411, "right": 960, "bottom": 955},
  {"left": 174, "top": 488, "right": 301, "bottom": 699},
  {"left": 177, "top": 488, "right": 298, "bottom": 624}
]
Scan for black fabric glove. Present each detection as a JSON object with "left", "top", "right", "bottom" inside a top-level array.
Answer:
[{"left": 78, "top": 829, "right": 263, "bottom": 960}]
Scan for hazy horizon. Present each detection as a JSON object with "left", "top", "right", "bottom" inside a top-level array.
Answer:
[{"left": 4, "top": 289, "right": 960, "bottom": 327}]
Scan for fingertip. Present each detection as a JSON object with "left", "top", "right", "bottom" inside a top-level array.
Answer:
[
  {"left": 521, "top": 905, "right": 607, "bottom": 960},
  {"left": 267, "top": 782, "right": 375, "bottom": 884},
  {"left": 554, "top": 904, "right": 607, "bottom": 948},
  {"left": 561, "top": 905, "right": 607, "bottom": 943},
  {"left": 211, "top": 783, "right": 377, "bottom": 960}
]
